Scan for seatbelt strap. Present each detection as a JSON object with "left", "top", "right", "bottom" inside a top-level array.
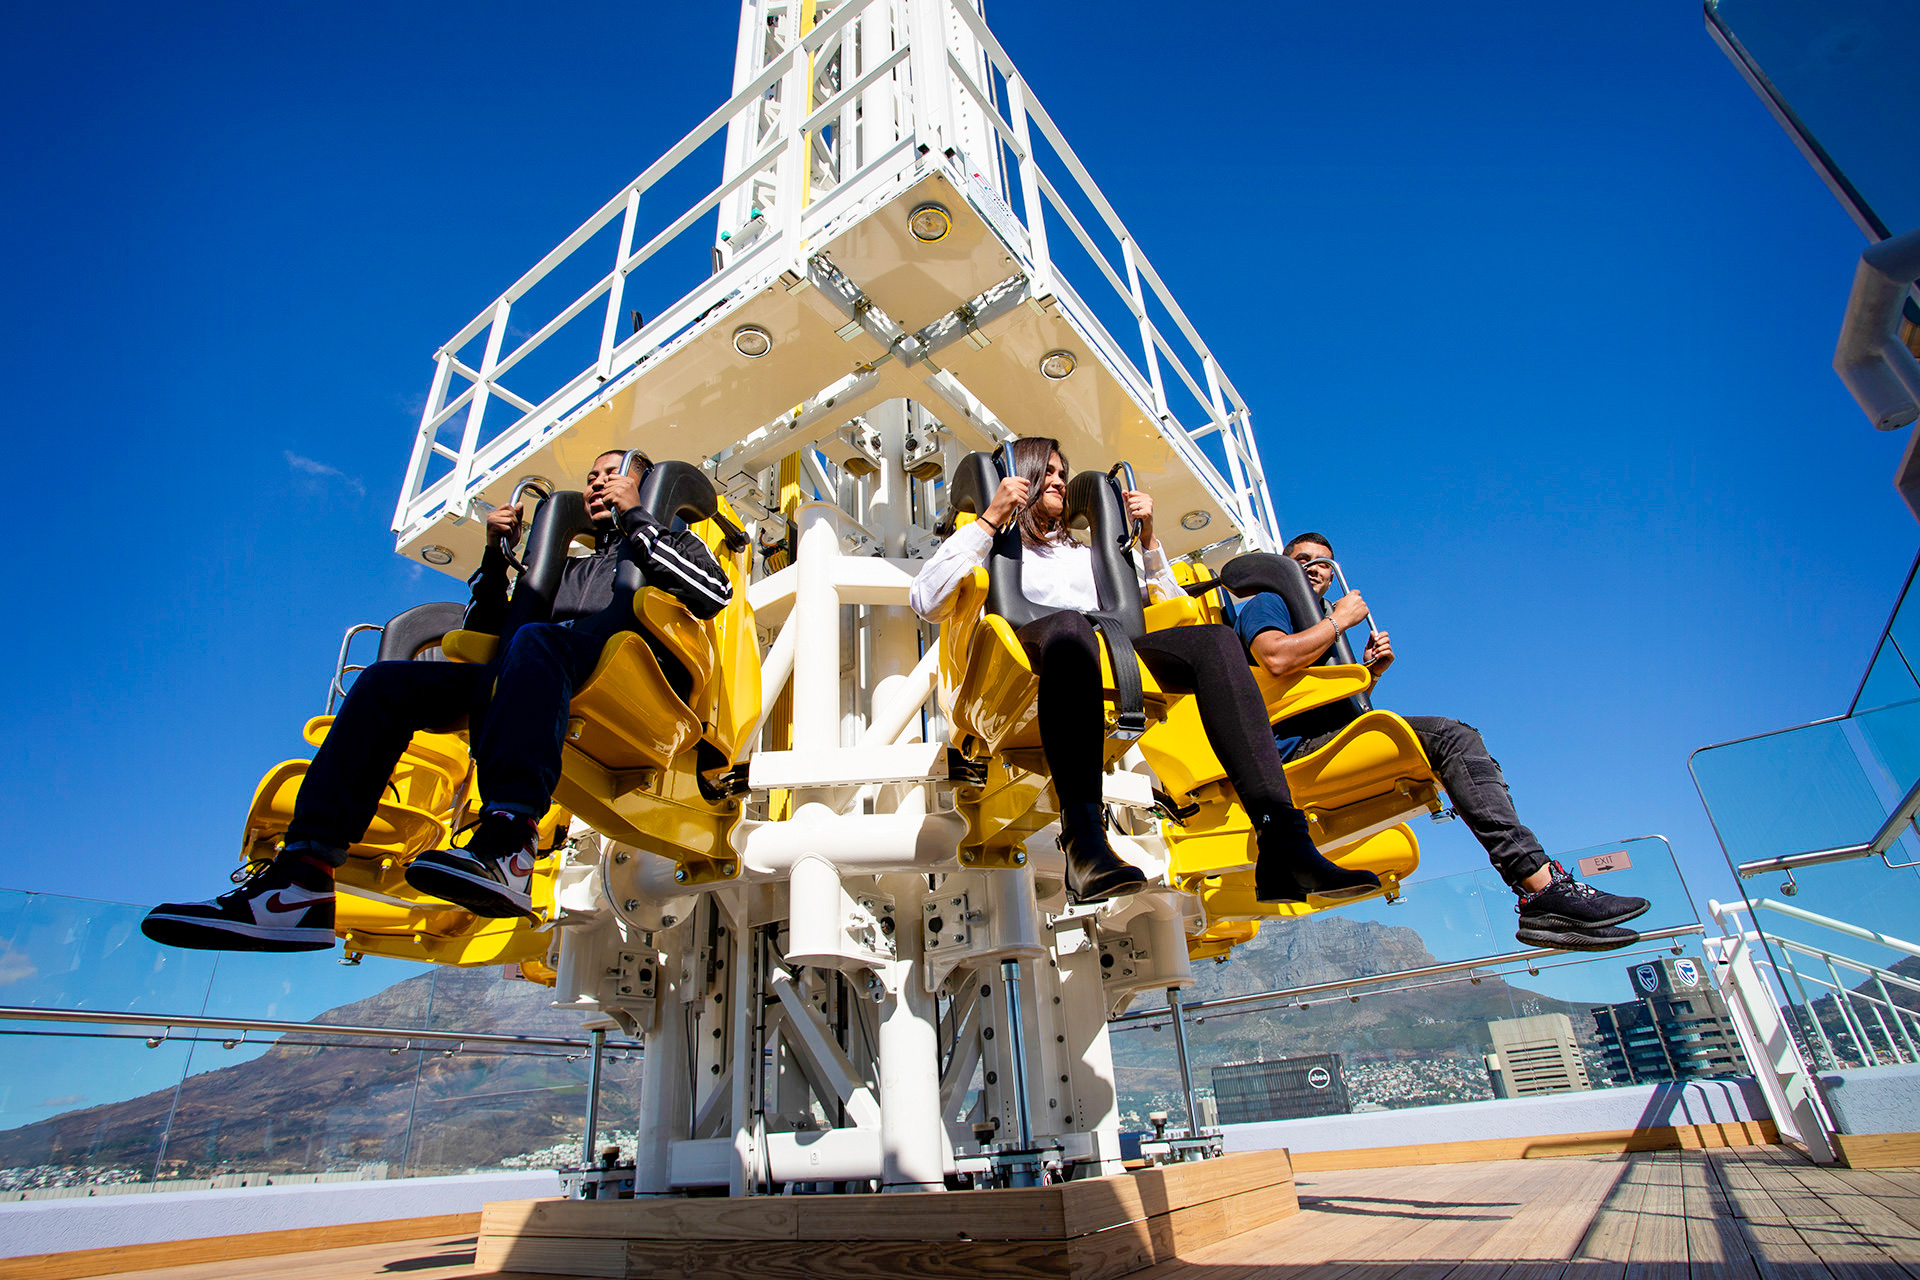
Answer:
[{"left": 1085, "top": 612, "right": 1147, "bottom": 740}]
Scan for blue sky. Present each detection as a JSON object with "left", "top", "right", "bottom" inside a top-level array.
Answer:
[{"left": 0, "top": 0, "right": 1910, "bottom": 931}]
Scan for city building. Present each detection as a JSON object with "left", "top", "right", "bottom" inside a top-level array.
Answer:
[
  {"left": 1484, "top": 1014, "right": 1591, "bottom": 1098},
  {"left": 1589, "top": 957, "right": 1749, "bottom": 1085},
  {"left": 1211, "top": 1055, "right": 1350, "bottom": 1124}
]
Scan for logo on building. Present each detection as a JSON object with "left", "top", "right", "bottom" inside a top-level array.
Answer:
[
  {"left": 1307, "top": 1067, "right": 1331, "bottom": 1089},
  {"left": 1635, "top": 964, "right": 1660, "bottom": 993},
  {"left": 1673, "top": 958, "right": 1700, "bottom": 987}
]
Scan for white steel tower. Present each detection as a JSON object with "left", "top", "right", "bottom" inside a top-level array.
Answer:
[{"left": 385, "top": 0, "right": 1284, "bottom": 1196}]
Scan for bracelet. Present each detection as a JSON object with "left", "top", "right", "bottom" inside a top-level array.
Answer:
[{"left": 978, "top": 514, "right": 1001, "bottom": 534}]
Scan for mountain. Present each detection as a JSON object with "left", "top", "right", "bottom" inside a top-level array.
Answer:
[{"left": 1110, "top": 913, "right": 1604, "bottom": 1114}]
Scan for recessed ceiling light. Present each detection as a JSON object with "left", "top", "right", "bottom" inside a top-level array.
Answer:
[
  {"left": 733, "top": 324, "right": 773, "bottom": 358},
  {"left": 1039, "top": 350, "right": 1076, "bottom": 380},
  {"left": 421, "top": 545, "right": 454, "bottom": 565},
  {"left": 908, "top": 202, "right": 952, "bottom": 242},
  {"left": 1180, "top": 510, "right": 1211, "bottom": 531}
]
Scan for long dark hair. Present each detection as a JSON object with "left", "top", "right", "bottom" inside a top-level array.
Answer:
[{"left": 1006, "top": 436, "right": 1068, "bottom": 547}]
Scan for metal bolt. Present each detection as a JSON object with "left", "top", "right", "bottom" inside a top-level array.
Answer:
[
  {"left": 614, "top": 851, "right": 630, "bottom": 864},
  {"left": 674, "top": 868, "right": 688, "bottom": 883},
  {"left": 624, "top": 899, "right": 640, "bottom": 912}
]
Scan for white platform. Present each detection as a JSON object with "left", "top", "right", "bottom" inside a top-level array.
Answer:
[
  {"left": 1222, "top": 1079, "right": 1769, "bottom": 1156},
  {"left": 0, "top": 1169, "right": 562, "bottom": 1258}
]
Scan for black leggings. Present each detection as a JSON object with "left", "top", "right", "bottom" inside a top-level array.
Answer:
[{"left": 1014, "top": 613, "right": 1291, "bottom": 814}]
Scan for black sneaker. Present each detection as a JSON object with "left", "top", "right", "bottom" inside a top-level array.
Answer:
[
  {"left": 141, "top": 862, "right": 335, "bottom": 953},
  {"left": 405, "top": 811, "right": 538, "bottom": 919},
  {"left": 1515, "top": 861, "right": 1649, "bottom": 951},
  {"left": 1516, "top": 920, "right": 1642, "bottom": 952}
]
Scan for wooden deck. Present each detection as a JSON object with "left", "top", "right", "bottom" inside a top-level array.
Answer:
[{"left": 31, "top": 1146, "right": 1920, "bottom": 1280}]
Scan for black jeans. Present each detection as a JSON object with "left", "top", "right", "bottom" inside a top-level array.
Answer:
[
  {"left": 285, "top": 622, "right": 610, "bottom": 862},
  {"left": 1291, "top": 715, "right": 1548, "bottom": 889},
  {"left": 1016, "top": 613, "right": 1292, "bottom": 814}
]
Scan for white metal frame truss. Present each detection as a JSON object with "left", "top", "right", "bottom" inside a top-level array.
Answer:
[{"left": 391, "top": 0, "right": 1277, "bottom": 561}]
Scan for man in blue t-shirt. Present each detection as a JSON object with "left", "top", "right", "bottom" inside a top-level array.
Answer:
[{"left": 1230, "top": 532, "right": 1649, "bottom": 952}]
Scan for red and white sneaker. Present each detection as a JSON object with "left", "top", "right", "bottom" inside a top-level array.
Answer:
[
  {"left": 141, "top": 862, "right": 335, "bottom": 953},
  {"left": 405, "top": 811, "right": 538, "bottom": 919}
]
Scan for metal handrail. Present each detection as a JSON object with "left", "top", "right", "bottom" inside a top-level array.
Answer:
[
  {"left": 1746, "top": 897, "right": 1920, "bottom": 963},
  {"left": 1733, "top": 773, "right": 1920, "bottom": 881},
  {"left": 1108, "top": 923, "right": 1704, "bottom": 1026},
  {"left": 0, "top": 1004, "right": 641, "bottom": 1054}
]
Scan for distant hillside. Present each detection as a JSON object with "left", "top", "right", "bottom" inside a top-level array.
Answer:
[
  {"left": 0, "top": 967, "right": 639, "bottom": 1179},
  {"left": 1111, "top": 913, "right": 1602, "bottom": 1112}
]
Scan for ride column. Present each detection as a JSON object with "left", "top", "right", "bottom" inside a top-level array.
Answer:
[{"left": 867, "top": 403, "right": 945, "bottom": 1192}]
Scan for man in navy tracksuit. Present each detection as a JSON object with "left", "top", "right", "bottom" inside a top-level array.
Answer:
[{"left": 143, "top": 450, "right": 731, "bottom": 953}]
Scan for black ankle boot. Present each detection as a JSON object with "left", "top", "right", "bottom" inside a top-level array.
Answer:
[
  {"left": 1058, "top": 808, "right": 1147, "bottom": 905},
  {"left": 1253, "top": 806, "right": 1380, "bottom": 904}
]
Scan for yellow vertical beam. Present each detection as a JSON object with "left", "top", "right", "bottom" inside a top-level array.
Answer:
[
  {"left": 766, "top": 451, "right": 808, "bottom": 820},
  {"left": 799, "top": 0, "right": 818, "bottom": 215}
]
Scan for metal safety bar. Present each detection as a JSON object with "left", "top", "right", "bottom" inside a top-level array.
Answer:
[
  {"left": 1303, "top": 557, "right": 1377, "bottom": 636},
  {"left": 327, "top": 621, "right": 384, "bottom": 715}
]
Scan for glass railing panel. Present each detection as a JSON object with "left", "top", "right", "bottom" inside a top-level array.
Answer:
[
  {"left": 403, "top": 965, "right": 643, "bottom": 1174},
  {"left": 1854, "top": 643, "right": 1920, "bottom": 717},
  {"left": 153, "top": 1039, "right": 420, "bottom": 1182},
  {"left": 1691, "top": 719, "right": 1887, "bottom": 865},
  {"left": 0, "top": 892, "right": 222, "bottom": 1190},
  {"left": 0, "top": 1034, "right": 194, "bottom": 1191},
  {"left": 1694, "top": 695, "right": 1920, "bottom": 1077},
  {"left": 1851, "top": 699, "right": 1920, "bottom": 818},
  {"left": 0, "top": 890, "right": 220, "bottom": 1014},
  {"left": 1113, "top": 838, "right": 1712, "bottom": 1127},
  {"left": 1712, "top": 0, "right": 1920, "bottom": 234}
]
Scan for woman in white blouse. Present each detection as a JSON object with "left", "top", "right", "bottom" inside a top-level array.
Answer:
[{"left": 910, "top": 437, "right": 1381, "bottom": 906}]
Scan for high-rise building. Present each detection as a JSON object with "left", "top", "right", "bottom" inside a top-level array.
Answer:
[
  {"left": 1485, "top": 1014, "right": 1591, "bottom": 1098},
  {"left": 1589, "top": 956, "right": 1749, "bottom": 1085},
  {"left": 1210, "top": 1055, "right": 1350, "bottom": 1124}
]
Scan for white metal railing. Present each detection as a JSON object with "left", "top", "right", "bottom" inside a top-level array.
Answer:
[
  {"left": 393, "top": 0, "right": 1275, "bottom": 554},
  {"left": 1703, "top": 896, "right": 1920, "bottom": 1161},
  {"left": 1703, "top": 898, "right": 1838, "bottom": 1161},
  {"left": 1729, "top": 897, "right": 1920, "bottom": 1071}
]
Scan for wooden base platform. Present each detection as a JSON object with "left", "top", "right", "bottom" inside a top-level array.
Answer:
[
  {"left": 1834, "top": 1131, "right": 1920, "bottom": 1169},
  {"left": 475, "top": 1149, "right": 1298, "bottom": 1280},
  {"left": 24, "top": 1145, "right": 1920, "bottom": 1279}
]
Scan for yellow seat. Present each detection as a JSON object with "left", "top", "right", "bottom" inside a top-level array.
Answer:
[
  {"left": 333, "top": 858, "right": 559, "bottom": 968},
  {"left": 934, "top": 454, "right": 1189, "bottom": 867},
  {"left": 938, "top": 565, "right": 1179, "bottom": 758},
  {"left": 1187, "top": 919, "right": 1260, "bottom": 963},
  {"left": 1140, "top": 558, "right": 1438, "bottom": 912},
  {"left": 1187, "top": 824, "right": 1420, "bottom": 921},
  {"left": 436, "top": 465, "right": 762, "bottom": 885},
  {"left": 239, "top": 717, "right": 474, "bottom": 866}
]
